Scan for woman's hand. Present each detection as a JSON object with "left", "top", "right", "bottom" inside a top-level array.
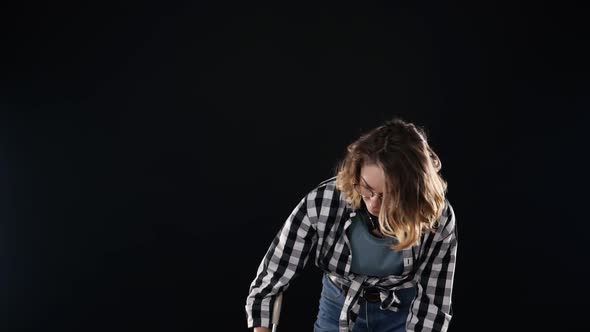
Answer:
[{"left": 253, "top": 327, "right": 271, "bottom": 332}]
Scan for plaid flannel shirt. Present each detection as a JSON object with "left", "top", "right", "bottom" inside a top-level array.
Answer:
[{"left": 245, "top": 177, "right": 458, "bottom": 332}]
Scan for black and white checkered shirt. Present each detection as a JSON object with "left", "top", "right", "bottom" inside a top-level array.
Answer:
[{"left": 245, "top": 177, "right": 458, "bottom": 332}]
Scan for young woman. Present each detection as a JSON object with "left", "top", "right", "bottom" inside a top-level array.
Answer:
[{"left": 245, "top": 117, "right": 458, "bottom": 332}]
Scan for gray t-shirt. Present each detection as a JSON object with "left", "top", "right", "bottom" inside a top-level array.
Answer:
[{"left": 347, "top": 212, "right": 404, "bottom": 277}]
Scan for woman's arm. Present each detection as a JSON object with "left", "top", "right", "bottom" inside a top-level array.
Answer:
[
  {"left": 244, "top": 193, "right": 318, "bottom": 329},
  {"left": 407, "top": 202, "right": 458, "bottom": 332}
]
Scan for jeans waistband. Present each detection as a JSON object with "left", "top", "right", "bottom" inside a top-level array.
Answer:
[{"left": 328, "top": 273, "right": 381, "bottom": 303}]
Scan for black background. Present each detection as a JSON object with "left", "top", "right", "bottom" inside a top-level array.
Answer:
[{"left": 1, "top": 1, "right": 589, "bottom": 331}]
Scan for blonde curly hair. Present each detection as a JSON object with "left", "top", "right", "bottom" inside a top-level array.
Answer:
[{"left": 335, "top": 117, "right": 448, "bottom": 250}]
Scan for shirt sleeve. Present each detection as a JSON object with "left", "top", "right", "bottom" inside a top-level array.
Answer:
[
  {"left": 244, "top": 192, "right": 318, "bottom": 328},
  {"left": 407, "top": 201, "right": 458, "bottom": 332}
]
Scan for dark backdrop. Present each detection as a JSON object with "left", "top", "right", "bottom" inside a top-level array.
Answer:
[{"left": 1, "top": 1, "right": 588, "bottom": 332}]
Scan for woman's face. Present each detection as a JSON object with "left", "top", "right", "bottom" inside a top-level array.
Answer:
[{"left": 359, "top": 163, "right": 385, "bottom": 216}]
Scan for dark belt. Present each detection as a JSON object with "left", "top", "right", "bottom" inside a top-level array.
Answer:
[{"left": 328, "top": 274, "right": 381, "bottom": 303}]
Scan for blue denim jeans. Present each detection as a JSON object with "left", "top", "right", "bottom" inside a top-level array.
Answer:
[{"left": 313, "top": 273, "right": 414, "bottom": 332}]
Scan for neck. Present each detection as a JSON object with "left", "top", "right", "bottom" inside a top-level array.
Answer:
[{"left": 365, "top": 208, "right": 378, "bottom": 228}]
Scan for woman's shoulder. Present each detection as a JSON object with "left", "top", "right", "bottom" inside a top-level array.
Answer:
[
  {"left": 431, "top": 197, "right": 457, "bottom": 241},
  {"left": 317, "top": 176, "right": 337, "bottom": 187},
  {"left": 305, "top": 176, "right": 340, "bottom": 197},
  {"left": 302, "top": 176, "right": 350, "bottom": 216}
]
